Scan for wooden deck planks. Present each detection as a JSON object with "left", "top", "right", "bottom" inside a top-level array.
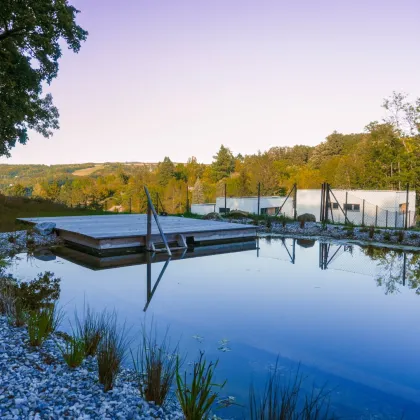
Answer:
[{"left": 18, "top": 215, "right": 257, "bottom": 252}]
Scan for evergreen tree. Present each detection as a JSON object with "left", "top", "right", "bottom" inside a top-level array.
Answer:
[{"left": 211, "top": 145, "right": 235, "bottom": 182}]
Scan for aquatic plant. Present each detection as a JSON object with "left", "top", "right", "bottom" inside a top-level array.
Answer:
[
  {"left": 131, "top": 324, "right": 181, "bottom": 406},
  {"left": 383, "top": 231, "right": 391, "bottom": 241},
  {"left": 397, "top": 230, "right": 405, "bottom": 242},
  {"left": 249, "top": 361, "right": 335, "bottom": 420},
  {"left": 176, "top": 351, "right": 226, "bottom": 420},
  {"left": 60, "top": 336, "right": 85, "bottom": 368},
  {"left": 368, "top": 225, "right": 375, "bottom": 239},
  {"left": 97, "top": 313, "right": 129, "bottom": 392}
]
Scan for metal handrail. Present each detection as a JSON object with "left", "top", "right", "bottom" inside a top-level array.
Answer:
[{"left": 144, "top": 186, "right": 172, "bottom": 256}]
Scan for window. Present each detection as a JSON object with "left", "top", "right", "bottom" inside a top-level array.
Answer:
[
  {"left": 344, "top": 203, "right": 360, "bottom": 212},
  {"left": 219, "top": 207, "right": 230, "bottom": 214}
]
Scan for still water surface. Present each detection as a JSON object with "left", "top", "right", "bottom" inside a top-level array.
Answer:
[{"left": 7, "top": 238, "right": 420, "bottom": 419}]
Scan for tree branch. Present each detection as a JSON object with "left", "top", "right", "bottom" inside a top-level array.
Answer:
[{"left": 0, "top": 27, "right": 27, "bottom": 41}]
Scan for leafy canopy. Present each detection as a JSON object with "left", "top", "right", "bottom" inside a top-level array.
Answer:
[{"left": 0, "top": 0, "right": 88, "bottom": 157}]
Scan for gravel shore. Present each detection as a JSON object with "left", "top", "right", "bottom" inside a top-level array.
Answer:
[
  {"left": 0, "top": 316, "right": 183, "bottom": 420},
  {"left": 0, "top": 231, "right": 61, "bottom": 257}
]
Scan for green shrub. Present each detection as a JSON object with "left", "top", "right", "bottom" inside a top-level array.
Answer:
[
  {"left": 176, "top": 352, "right": 226, "bottom": 420},
  {"left": 368, "top": 225, "right": 375, "bottom": 239},
  {"left": 383, "top": 232, "right": 391, "bottom": 241},
  {"left": 132, "top": 325, "right": 181, "bottom": 406},
  {"left": 397, "top": 230, "right": 405, "bottom": 242},
  {"left": 27, "top": 303, "right": 63, "bottom": 347}
]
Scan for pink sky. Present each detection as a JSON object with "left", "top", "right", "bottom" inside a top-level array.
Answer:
[{"left": 2, "top": 0, "right": 420, "bottom": 164}]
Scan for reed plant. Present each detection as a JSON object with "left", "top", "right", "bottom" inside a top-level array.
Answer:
[
  {"left": 27, "top": 303, "right": 63, "bottom": 346},
  {"left": 176, "top": 351, "right": 226, "bottom": 420},
  {"left": 74, "top": 303, "right": 105, "bottom": 357},
  {"left": 97, "top": 313, "right": 129, "bottom": 392},
  {"left": 249, "top": 361, "right": 335, "bottom": 420},
  {"left": 60, "top": 336, "right": 85, "bottom": 368},
  {"left": 131, "top": 324, "right": 180, "bottom": 406}
]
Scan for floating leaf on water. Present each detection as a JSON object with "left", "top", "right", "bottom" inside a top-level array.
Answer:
[
  {"left": 192, "top": 334, "right": 204, "bottom": 343},
  {"left": 218, "top": 338, "right": 229, "bottom": 345},
  {"left": 217, "top": 345, "right": 231, "bottom": 352}
]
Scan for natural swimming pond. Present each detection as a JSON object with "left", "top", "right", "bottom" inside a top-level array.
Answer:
[{"left": 5, "top": 237, "right": 420, "bottom": 419}]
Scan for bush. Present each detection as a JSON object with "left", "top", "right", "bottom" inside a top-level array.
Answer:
[
  {"left": 132, "top": 324, "right": 181, "bottom": 406},
  {"left": 97, "top": 313, "right": 129, "bottom": 392},
  {"left": 176, "top": 352, "right": 226, "bottom": 420},
  {"left": 383, "top": 231, "right": 391, "bottom": 241},
  {"left": 397, "top": 230, "right": 405, "bottom": 242},
  {"left": 368, "top": 225, "right": 375, "bottom": 239}
]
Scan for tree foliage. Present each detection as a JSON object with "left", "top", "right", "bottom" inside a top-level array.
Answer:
[{"left": 0, "top": 0, "right": 88, "bottom": 156}]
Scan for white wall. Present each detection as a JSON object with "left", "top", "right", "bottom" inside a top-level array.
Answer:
[
  {"left": 191, "top": 203, "right": 216, "bottom": 215},
  {"left": 212, "top": 190, "right": 417, "bottom": 227},
  {"left": 215, "top": 196, "right": 286, "bottom": 214}
]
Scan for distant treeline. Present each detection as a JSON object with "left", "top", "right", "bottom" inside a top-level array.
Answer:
[{"left": 1, "top": 93, "right": 419, "bottom": 214}]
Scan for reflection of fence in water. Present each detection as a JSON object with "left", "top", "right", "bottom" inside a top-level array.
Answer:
[{"left": 257, "top": 237, "right": 296, "bottom": 264}]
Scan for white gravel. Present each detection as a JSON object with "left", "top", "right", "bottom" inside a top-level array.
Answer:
[{"left": 0, "top": 316, "right": 184, "bottom": 420}]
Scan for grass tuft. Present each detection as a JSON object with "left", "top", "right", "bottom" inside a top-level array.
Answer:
[
  {"left": 61, "top": 337, "right": 85, "bottom": 368},
  {"left": 97, "top": 313, "right": 129, "bottom": 392},
  {"left": 176, "top": 351, "right": 226, "bottom": 420},
  {"left": 132, "top": 324, "right": 181, "bottom": 406},
  {"left": 249, "top": 361, "right": 335, "bottom": 420},
  {"left": 74, "top": 303, "right": 105, "bottom": 357}
]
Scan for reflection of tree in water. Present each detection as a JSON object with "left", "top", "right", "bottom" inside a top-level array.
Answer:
[{"left": 362, "top": 246, "right": 420, "bottom": 295}]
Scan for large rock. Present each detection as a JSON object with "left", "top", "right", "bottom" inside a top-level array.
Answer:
[
  {"left": 297, "top": 213, "right": 316, "bottom": 223},
  {"left": 34, "top": 222, "right": 56, "bottom": 236},
  {"left": 203, "top": 212, "right": 223, "bottom": 221}
]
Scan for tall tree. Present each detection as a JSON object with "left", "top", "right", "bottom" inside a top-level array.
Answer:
[
  {"left": 0, "top": 0, "right": 88, "bottom": 156},
  {"left": 192, "top": 178, "right": 205, "bottom": 204},
  {"left": 211, "top": 145, "right": 235, "bottom": 182},
  {"left": 157, "top": 157, "right": 175, "bottom": 186}
]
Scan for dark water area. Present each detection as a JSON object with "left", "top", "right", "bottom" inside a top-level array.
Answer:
[{"left": 7, "top": 238, "right": 420, "bottom": 419}]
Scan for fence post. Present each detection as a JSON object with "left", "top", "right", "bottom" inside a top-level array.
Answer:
[
  {"left": 345, "top": 192, "right": 348, "bottom": 223},
  {"left": 375, "top": 206, "right": 378, "bottom": 227},
  {"left": 405, "top": 183, "right": 409, "bottom": 229},
  {"left": 257, "top": 182, "right": 261, "bottom": 216},
  {"left": 293, "top": 183, "right": 297, "bottom": 220},
  {"left": 325, "top": 184, "right": 330, "bottom": 222},
  {"left": 409, "top": 210, "right": 411, "bottom": 227},
  {"left": 186, "top": 184, "right": 189, "bottom": 213},
  {"left": 320, "top": 183, "right": 325, "bottom": 222},
  {"left": 362, "top": 199, "right": 365, "bottom": 226},
  {"left": 395, "top": 210, "right": 397, "bottom": 228},
  {"left": 224, "top": 183, "right": 227, "bottom": 214},
  {"left": 129, "top": 197, "right": 132, "bottom": 214},
  {"left": 386, "top": 210, "right": 388, "bottom": 228},
  {"left": 156, "top": 193, "right": 159, "bottom": 214}
]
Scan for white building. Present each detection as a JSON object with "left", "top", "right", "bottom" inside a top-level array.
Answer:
[
  {"left": 191, "top": 203, "right": 217, "bottom": 215},
  {"left": 203, "top": 189, "right": 417, "bottom": 228}
]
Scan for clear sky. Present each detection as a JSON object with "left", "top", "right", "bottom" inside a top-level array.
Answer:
[{"left": 2, "top": 0, "right": 420, "bottom": 165}]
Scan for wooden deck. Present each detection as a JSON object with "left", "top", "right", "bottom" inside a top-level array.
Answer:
[{"left": 18, "top": 214, "right": 257, "bottom": 254}]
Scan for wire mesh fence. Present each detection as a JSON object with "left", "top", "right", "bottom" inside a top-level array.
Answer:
[{"left": 327, "top": 188, "right": 416, "bottom": 228}]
